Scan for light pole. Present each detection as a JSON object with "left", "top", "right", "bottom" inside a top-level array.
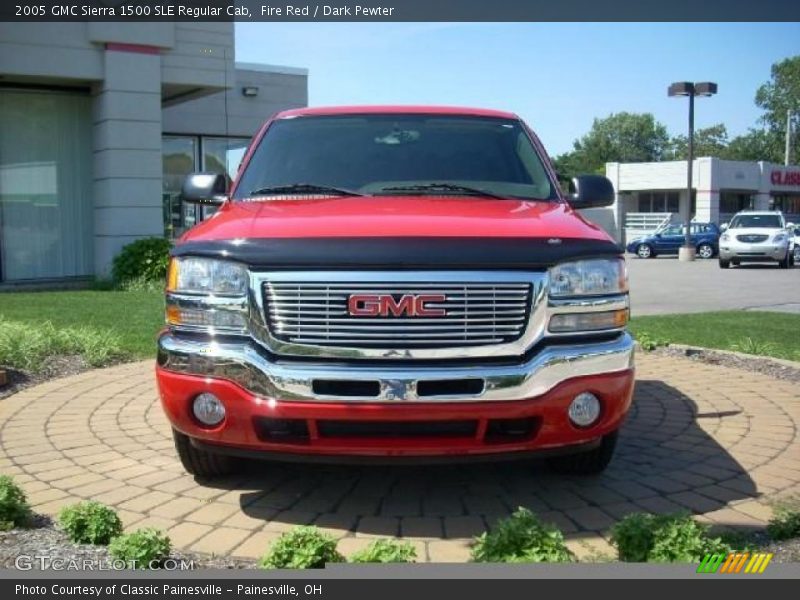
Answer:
[{"left": 668, "top": 81, "right": 718, "bottom": 261}]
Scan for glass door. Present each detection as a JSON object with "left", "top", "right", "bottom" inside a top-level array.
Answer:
[{"left": 0, "top": 89, "right": 92, "bottom": 281}]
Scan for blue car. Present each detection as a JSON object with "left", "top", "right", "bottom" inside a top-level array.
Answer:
[{"left": 626, "top": 223, "right": 721, "bottom": 259}]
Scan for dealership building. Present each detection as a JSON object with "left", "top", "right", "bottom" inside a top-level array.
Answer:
[
  {"left": 598, "top": 158, "right": 800, "bottom": 244},
  {"left": 0, "top": 22, "right": 307, "bottom": 284}
]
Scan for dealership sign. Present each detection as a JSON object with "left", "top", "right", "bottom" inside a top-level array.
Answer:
[{"left": 771, "top": 169, "right": 800, "bottom": 186}]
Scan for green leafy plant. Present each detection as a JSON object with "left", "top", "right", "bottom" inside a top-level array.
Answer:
[
  {"left": 259, "top": 526, "right": 344, "bottom": 569},
  {"left": 0, "top": 475, "right": 32, "bottom": 531},
  {"left": 108, "top": 528, "right": 171, "bottom": 569},
  {"left": 0, "top": 317, "right": 127, "bottom": 371},
  {"left": 729, "top": 337, "right": 776, "bottom": 357},
  {"left": 767, "top": 507, "right": 800, "bottom": 541},
  {"left": 349, "top": 539, "right": 417, "bottom": 563},
  {"left": 471, "top": 507, "right": 573, "bottom": 563},
  {"left": 111, "top": 237, "right": 171, "bottom": 286},
  {"left": 611, "top": 513, "right": 731, "bottom": 562},
  {"left": 58, "top": 501, "right": 122, "bottom": 545},
  {"left": 635, "top": 332, "right": 670, "bottom": 352}
]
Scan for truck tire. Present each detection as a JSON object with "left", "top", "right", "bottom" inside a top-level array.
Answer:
[
  {"left": 172, "top": 428, "right": 238, "bottom": 477},
  {"left": 546, "top": 431, "right": 618, "bottom": 475}
]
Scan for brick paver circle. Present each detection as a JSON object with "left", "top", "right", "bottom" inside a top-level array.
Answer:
[{"left": 1, "top": 354, "right": 798, "bottom": 562}]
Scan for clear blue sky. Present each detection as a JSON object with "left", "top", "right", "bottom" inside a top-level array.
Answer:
[{"left": 235, "top": 22, "right": 800, "bottom": 156}]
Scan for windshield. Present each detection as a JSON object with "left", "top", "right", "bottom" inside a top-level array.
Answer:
[
  {"left": 729, "top": 214, "right": 783, "bottom": 229},
  {"left": 232, "top": 114, "right": 557, "bottom": 201}
]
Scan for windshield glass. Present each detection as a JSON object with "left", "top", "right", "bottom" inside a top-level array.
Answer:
[
  {"left": 233, "top": 114, "right": 557, "bottom": 201},
  {"left": 729, "top": 214, "right": 783, "bottom": 229}
]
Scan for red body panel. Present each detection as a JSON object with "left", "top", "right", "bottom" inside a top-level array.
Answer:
[
  {"left": 157, "top": 367, "right": 634, "bottom": 458},
  {"left": 182, "top": 196, "right": 611, "bottom": 242}
]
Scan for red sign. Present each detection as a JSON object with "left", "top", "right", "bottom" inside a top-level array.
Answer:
[
  {"left": 348, "top": 294, "right": 446, "bottom": 317},
  {"left": 771, "top": 170, "right": 800, "bottom": 186}
]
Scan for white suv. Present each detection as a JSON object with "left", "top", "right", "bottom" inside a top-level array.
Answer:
[{"left": 718, "top": 211, "right": 793, "bottom": 269}]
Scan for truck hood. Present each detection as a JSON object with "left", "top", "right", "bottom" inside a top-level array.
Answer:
[
  {"left": 173, "top": 196, "right": 622, "bottom": 269},
  {"left": 180, "top": 196, "right": 611, "bottom": 242}
]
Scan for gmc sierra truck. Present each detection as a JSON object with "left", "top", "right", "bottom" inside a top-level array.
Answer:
[{"left": 156, "top": 106, "right": 635, "bottom": 477}]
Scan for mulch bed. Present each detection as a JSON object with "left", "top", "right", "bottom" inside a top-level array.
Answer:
[
  {"left": 651, "top": 345, "right": 800, "bottom": 384},
  {"left": 1, "top": 356, "right": 104, "bottom": 400},
  {"left": 0, "top": 516, "right": 257, "bottom": 570}
]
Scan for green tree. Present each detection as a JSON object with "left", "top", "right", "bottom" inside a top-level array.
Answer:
[
  {"left": 755, "top": 55, "right": 800, "bottom": 163},
  {"left": 723, "top": 128, "right": 783, "bottom": 162},
  {"left": 667, "top": 123, "right": 729, "bottom": 160},
  {"left": 553, "top": 112, "right": 670, "bottom": 180}
]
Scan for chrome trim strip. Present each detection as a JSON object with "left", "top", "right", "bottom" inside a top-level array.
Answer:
[{"left": 157, "top": 331, "right": 635, "bottom": 403}]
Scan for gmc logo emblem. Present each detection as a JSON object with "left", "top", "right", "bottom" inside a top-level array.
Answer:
[{"left": 348, "top": 294, "right": 446, "bottom": 317}]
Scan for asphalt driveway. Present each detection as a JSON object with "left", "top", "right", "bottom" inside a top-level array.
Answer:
[{"left": 627, "top": 257, "right": 800, "bottom": 316}]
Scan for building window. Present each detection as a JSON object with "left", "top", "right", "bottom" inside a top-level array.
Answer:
[
  {"left": 0, "top": 89, "right": 92, "bottom": 281},
  {"left": 162, "top": 135, "right": 250, "bottom": 238},
  {"left": 635, "top": 191, "right": 681, "bottom": 213},
  {"left": 720, "top": 192, "right": 754, "bottom": 214}
]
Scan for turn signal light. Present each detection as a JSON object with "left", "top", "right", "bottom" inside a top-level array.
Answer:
[{"left": 549, "top": 309, "right": 629, "bottom": 333}]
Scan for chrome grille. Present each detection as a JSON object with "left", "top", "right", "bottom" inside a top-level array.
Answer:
[
  {"left": 262, "top": 279, "right": 532, "bottom": 348},
  {"left": 736, "top": 234, "right": 769, "bottom": 243}
]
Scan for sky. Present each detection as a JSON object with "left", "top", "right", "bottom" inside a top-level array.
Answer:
[{"left": 235, "top": 22, "right": 800, "bottom": 156}]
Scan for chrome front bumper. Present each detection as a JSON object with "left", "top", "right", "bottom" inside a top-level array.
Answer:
[{"left": 157, "top": 332, "right": 635, "bottom": 403}]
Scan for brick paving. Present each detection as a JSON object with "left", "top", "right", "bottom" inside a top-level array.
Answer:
[{"left": 1, "top": 354, "right": 798, "bottom": 562}]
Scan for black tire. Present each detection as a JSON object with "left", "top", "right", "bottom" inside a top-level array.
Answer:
[
  {"left": 546, "top": 431, "right": 618, "bottom": 475},
  {"left": 719, "top": 259, "right": 731, "bottom": 269},
  {"left": 172, "top": 428, "right": 238, "bottom": 477},
  {"left": 778, "top": 252, "right": 790, "bottom": 269},
  {"left": 636, "top": 244, "right": 654, "bottom": 259},
  {"left": 696, "top": 243, "right": 714, "bottom": 259}
]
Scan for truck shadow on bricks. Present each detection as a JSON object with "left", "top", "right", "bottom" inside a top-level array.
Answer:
[{"left": 208, "top": 379, "right": 759, "bottom": 538}]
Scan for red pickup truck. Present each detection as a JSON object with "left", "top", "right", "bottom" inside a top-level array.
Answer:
[{"left": 156, "top": 106, "right": 634, "bottom": 477}]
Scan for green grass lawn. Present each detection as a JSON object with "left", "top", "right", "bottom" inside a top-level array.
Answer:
[
  {"left": 629, "top": 311, "right": 800, "bottom": 362},
  {"left": 0, "top": 290, "right": 163, "bottom": 359},
  {"left": 1, "top": 290, "right": 798, "bottom": 363}
]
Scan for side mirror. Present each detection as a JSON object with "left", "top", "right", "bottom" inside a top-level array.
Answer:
[
  {"left": 569, "top": 175, "right": 615, "bottom": 209},
  {"left": 787, "top": 222, "right": 795, "bottom": 229},
  {"left": 181, "top": 172, "right": 227, "bottom": 206},
  {"left": 720, "top": 223, "right": 729, "bottom": 231}
]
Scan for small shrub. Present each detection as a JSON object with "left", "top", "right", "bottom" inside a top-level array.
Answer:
[
  {"left": 730, "top": 337, "right": 776, "bottom": 357},
  {"left": 635, "top": 332, "right": 670, "bottom": 352},
  {"left": 349, "top": 539, "right": 417, "bottom": 563},
  {"left": 108, "top": 528, "right": 171, "bottom": 569},
  {"left": 117, "top": 275, "right": 165, "bottom": 293},
  {"left": 58, "top": 501, "right": 122, "bottom": 545},
  {"left": 767, "top": 507, "right": 800, "bottom": 541},
  {"left": 259, "top": 526, "right": 344, "bottom": 569},
  {"left": 0, "top": 318, "right": 127, "bottom": 372},
  {"left": 111, "top": 237, "right": 171, "bottom": 286},
  {"left": 471, "top": 507, "right": 573, "bottom": 563},
  {"left": 611, "top": 513, "right": 731, "bottom": 562},
  {"left": 0, "top": 476, "right": 32, "bottom": 531}
]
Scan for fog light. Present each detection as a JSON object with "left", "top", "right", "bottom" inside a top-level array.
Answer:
[
  {"left": 568, "top": 392, "right": 601, "bottom": 427},
  {"left": 192, "top": 393, "right": 225, "bottom": 426}
]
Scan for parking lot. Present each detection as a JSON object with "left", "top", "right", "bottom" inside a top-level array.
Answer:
[{"left": 627, "top": 257, "right": 800, "bottom": 316}]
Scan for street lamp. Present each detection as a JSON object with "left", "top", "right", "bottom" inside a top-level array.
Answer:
[{"left": 668, "top": 81, "right": 718, "bottom": 261}]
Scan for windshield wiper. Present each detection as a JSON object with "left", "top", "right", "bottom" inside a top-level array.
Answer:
[
  {"left": 248, "top": 183, "right": 365, "bottom": 197},
  {"left": 377, "top": 183, "right": 510, "bottom": 200}
]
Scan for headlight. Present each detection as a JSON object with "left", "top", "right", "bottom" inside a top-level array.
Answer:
[
  {"left": 773, "top": 233, "right": 787, "bottom": 243},
  {"left": 167, "top": 257, "right": 248, "bottom": 295},
  {"left": 548, "top": 258, "right": 628, "bottom": 298},
  {"left": 720, "top": 233, "right": 730, "bottom": 242}
]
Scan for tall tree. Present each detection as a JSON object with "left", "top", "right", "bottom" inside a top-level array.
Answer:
[
  {"left": 553, "top": 112, "right": 670, "bottom": 179},
  {"left": 723, "top": 129, "right": 783, "bottom": 163},
  {"left": 667, "top": 123, "right": 729, "bottom": 160},
  {"left": 754, "top": 55, "right": 800, "bottom": 162}
]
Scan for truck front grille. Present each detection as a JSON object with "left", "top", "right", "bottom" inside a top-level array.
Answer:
[{"left": 262, "top": 279, "right": 532, "bottom": 349}]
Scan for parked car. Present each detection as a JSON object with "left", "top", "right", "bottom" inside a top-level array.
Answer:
[
  {"left": 158, "top": 105, "right": 634, "bottom": 477},
  {"left": 718, "top": 210, "right": 793, "bottom": 269},
  {"left": 790, "top": 225, "right": 800, "bottom": 264},
  {"left": 626, "top": 222, "right": 720, "bottom": 259}
]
